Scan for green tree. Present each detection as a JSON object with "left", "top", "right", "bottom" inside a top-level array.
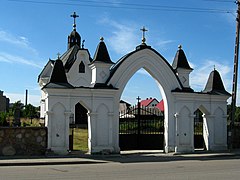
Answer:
[
  {"left": 0, "top": 112, "right": 9, "bottom": 126},
  {"left": 11, "top": 101, "right": 24, "bottom": 116},
  {"left": 227, "top": 105, "right": 240, "bottom": 122},
  {"left": 23, "top": 104, "right": 38, "bottom": 119},
  {"left": 11, "top": 101, "right": 24, "bottom": 126}
]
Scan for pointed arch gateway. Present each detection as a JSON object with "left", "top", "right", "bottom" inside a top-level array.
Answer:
[
  {"left": 39, "top": 17, "right": 230, "bottom": 154},
  {"left": 107, "top": 46, "right": 183, "bottom": 152}
]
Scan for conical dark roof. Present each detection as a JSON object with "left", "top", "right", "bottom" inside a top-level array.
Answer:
[
  {"left": 92, "top": 38, "right": 113, "bottom": 63},
  {"left": 203, "top": 69, "right": 230, "bottom": 95},
  {"left": 172, "top": 46, "right": 192, "bottom": 70},
  {"left": 49, "top": 59, "right": 68, "bottom": 84}
]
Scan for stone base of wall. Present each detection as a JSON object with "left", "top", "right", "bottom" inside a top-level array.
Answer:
[{"left": 0, "top": 127, "right": 47, "bottom": 156}]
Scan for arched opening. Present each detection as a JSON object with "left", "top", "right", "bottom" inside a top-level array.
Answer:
[
  {"left": 69, "top": 102, "right": 88, "bottom": 153},
  {"left": 75, "top": 103, "right": 88, "bottom": 126},
  {"left": 194, "top": 109, "right": 205, "bottom": 150},
  {"left": 107, "top": 48, "right": 183, "bottom": 153},
  {"left": 119, "top": 68, "right": 165, "bottom": 151}
]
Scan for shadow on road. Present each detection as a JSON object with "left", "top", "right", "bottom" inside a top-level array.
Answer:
[
  {"left": 85, "top": 153, "right": 240, "bottom": 163},
  {"left": 1, "top": 150, "right": 240, "bottom": 166}
]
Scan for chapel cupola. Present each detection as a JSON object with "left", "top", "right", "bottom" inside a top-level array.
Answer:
[
  {"left": 172, "top": 45, "right": 193, "bottom": 88},
  {"left": 203, "top": 68, "right": 230, "bottom": 96},
  {"left": 68, "top": 12, "right": 81, "bottom": 49},
  {"left": 90, "top": 37, "right": 114, "bottom": 85}
]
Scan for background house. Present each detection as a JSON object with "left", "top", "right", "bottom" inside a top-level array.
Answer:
[
  {"left": 0, "top": 90, "right": 9, "bottom": 112},
  {"left": 140, "top": 97, "right": 164, "bottom": 112}
]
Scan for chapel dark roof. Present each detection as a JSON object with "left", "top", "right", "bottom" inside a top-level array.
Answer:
[
  {"left": 92, "top": 38, "right": 113, "bottom": 64},
  {"left": 49, "top": 59, "right": 68, "bottom": 83},
  {"left": 172, "top": 45, "right": 192, "bottom": 70},
  {"left": 203, "top": 69, "right": 230, "bottom": 96},
  {"left": 37, "top": 59, "right": 54, "bottom": 82},
  {"left": 43, "top": 59, "right": 73, "bottom": 88},
  {"left": 61, "top": 44, "right": 80, "bottom": 72}
]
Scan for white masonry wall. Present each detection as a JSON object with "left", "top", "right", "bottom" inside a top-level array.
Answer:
[{"left": 40, "top": 47, "right": 229, "bottom": 155}]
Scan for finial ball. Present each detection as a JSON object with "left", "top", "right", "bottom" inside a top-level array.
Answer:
[
  {"left": 178, "top": 45, "right": 182, "bottom": 49},
  {"left": 100, "top": 37, "right": 104, "bottom": 42}
]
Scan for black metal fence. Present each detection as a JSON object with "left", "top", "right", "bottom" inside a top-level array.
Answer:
[
  {"left": 194, "top": 121, "right": 204, "bottom": 149},
  {"left": 119, "top": 105, "right": 164, "bottom": 150}
]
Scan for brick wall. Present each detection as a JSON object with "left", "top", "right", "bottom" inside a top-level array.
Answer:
[{"left": 0, "top": 127, "right": 47, "bottom": 156}]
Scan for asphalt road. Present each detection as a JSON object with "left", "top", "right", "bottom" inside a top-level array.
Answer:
[{"left": 0, "top": 156, "right": 240, "bottom": 180}]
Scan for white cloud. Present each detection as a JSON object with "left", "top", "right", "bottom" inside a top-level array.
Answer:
[
  {"left": 156, "top": 39, "right": 174, "bottom": 50},
  {"left": 190, "top": 60, "right": 232, "bottom": 92},
  {"left": 100, "top": 18, "right": 139, "bottom": 55},
  {"left": 0, "top": 30, "right": 38, "bottom": 55},
  {"left": 0, "top": 52, "right": 42, "bottom": 68}
]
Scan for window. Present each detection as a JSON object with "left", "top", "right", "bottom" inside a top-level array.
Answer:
[{"left": 79, "top": 61, "right": 85, "bottom": 73}]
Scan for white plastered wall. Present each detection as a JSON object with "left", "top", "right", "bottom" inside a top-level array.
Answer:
[
  {"left": 43, "top": 88, "right": 119, "bottom": 154},
  {"left": 40, "top": 47, "right": 229, "bottom": 155},
  {"left": 66, "top": 50, "right": 92, "bottom": 87},
  {"left": 173, "top": 92, "right": 229, "bottom": 152}
]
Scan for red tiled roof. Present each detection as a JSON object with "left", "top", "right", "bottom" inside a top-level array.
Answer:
[
  {"left": 156, "top": 100, "right": 164, "bottom": 112},
  {"left": 140, "top": 98, "right": 156, "bottom": 107}
]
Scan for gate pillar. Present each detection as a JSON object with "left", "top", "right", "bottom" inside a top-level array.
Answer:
[
  {"left": 203, "top": 114, "right": 214, "bottom": 151},
  {"left": 88, "top": 112, "right": 97, "bottom": 153}
]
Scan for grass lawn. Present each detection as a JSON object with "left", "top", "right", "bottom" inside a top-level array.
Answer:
[{"left": 73, "top": 128, "right": 88, "bottom": 152}]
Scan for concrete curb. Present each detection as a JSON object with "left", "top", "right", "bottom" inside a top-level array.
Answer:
[
  {"left": 0, "top": 150, "right": 239, "bottom": 167},
  {"left": 0, "top": 160, "right": 107, "bottom": 166}
]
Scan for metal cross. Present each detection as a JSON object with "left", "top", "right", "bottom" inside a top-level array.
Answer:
[
  {"left": 137, "top": 96, "right": 141, "bottom": 103},
  {"left": 140, "top": 26, "right": 148, "bottom": 44},
  {"left": 70, "top": 12, "right": 79, "bottom": 30}
]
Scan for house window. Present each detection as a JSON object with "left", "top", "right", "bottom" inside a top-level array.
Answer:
[{"left": 79, "top": 61, "right": 85, "bottom": 73}]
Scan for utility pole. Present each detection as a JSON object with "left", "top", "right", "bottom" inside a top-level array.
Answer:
[{"left": 230, "top": 0, "right": 240, "bottom": 150}]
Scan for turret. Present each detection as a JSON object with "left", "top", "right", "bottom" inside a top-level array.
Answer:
[
  {"left": 172, "top": 45, "right": 193, "bottom": 88},
  {"left": 90, "top": 37, "right": 114, "bottom": 85},
  {"left": 203, "top": 68, "right": 230, "bottom": 95}
]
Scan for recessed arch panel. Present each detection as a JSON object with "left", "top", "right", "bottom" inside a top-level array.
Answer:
[
  {"left": 51, "top": 102, "right": 66, "bottom": 147},
  {"left": 96, "top": 103, "right": 109, "bottom": 146},
  {"left": 178, "top": 106, "right": 192, "bottom": 146}
]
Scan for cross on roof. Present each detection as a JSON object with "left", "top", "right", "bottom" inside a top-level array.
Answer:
[
  {"left": 140, "top": 26, "right": 148, "bottom": 44},
  {"left": 137, "top": 96, "right": 141, "bottom": 103},
  {"left": 70, "top": 12, "right": 79, "bottom": 30}
]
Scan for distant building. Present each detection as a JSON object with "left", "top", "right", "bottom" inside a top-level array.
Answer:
[
  {"left": 0, "top": 90, "right": 10, "bottom": 112},
  {"left": 140, "top": 97, "right": 164, "bottom": 112},
  {"left": 119, "top": 100, "right": 131, "bottom": 113}
]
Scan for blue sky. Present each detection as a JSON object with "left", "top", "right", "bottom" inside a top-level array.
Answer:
[{"left": 0, "top": 0, "right": 237, "bottom": 106}]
